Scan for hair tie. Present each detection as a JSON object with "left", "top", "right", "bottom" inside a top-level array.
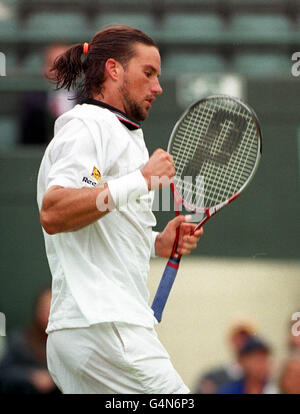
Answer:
[{"left": 83, "top": 42, "right": 89, "bottom": 54}]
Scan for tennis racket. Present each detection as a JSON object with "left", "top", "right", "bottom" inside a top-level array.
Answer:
[{"left": 151, "top": 94, "right": 262, "bottom": 323}]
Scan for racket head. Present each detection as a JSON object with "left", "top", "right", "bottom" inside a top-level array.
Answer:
[{"left": 168, "top": 94, "right": 262, "bottom": 214}]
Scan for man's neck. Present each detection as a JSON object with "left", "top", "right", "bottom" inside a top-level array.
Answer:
[
  {"left": 93, "top": 92, "right": 125, "bottom": 116},
  {"left": 82, "top": 98, "right": 141, "bottom": 130}
]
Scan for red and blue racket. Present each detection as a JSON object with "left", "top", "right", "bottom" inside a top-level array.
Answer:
[{"left": 151, "top": 95, "right": 262, "bottom": 322}]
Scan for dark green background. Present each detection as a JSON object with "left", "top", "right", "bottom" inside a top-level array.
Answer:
[{"left": 0, "top": 77, "right": 299, "bottom": 331}]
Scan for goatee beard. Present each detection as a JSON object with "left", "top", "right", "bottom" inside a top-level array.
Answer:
[{"left": 118, "top": 82, "right": 147, "bottom": 122}]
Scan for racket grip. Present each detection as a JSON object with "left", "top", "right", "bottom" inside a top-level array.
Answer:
[{"left": 151, "top": 257, "right": 181, "bottom": 323}]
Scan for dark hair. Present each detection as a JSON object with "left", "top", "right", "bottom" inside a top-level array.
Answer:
[
  {"left": 49, "top": 25, "right": 158, "bottom": 99},
  {"left": 238, "top": 336, "right": 271, "bottom": 357}
]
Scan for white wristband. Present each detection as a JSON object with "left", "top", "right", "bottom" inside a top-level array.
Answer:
[
  {"left": 151, "top": 231, "right": 160, "bottom": 258},
  {"left": 107, "top": 170, "right": 149, "bottom": 209}
]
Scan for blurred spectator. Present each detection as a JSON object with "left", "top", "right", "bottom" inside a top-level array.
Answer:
[
  {"left": 279, "top": 355, "right": 300, "bottom": 394},
  {"left": 217, "top": 336, "right": 277, "bottom": 394},
  {"left": 20, "top": 43, "right": 75, "bottom": 145},
  {"left": 0, "top": 287, "right": 60, "bottom": 394},
  {"left": 194, "top": 319, "right": 256, "bottom": 393}
]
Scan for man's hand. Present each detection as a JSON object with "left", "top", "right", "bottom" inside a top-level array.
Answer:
[
  {"left": 154, "top": 215, "right": 204, "bottom": 258},
  {"left": 30, "top": 369, "right": 57, "bottom": 394},
  {"left": 141, "top": 149, "right": 175, "bottom": 190}
]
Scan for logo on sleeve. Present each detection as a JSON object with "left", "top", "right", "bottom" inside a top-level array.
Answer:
[
  {"left": 91, "top": 166, "right": 101, "bottom": 183},
  {"left": 82, "top": 177, "right": 97, "bottom": 186}
]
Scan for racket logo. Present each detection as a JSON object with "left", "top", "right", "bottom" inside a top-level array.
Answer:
[{"left": 182, "top": 109, "right": 248, "bottom": 180}]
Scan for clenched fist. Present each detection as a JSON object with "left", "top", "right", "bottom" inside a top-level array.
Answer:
[{"left": 141, "top": 149, "right": 175, "bottom": 191}]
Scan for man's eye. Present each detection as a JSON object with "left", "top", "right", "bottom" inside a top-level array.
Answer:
[{"left": 145, "top": 72, "right": 151, "bottom": 78}]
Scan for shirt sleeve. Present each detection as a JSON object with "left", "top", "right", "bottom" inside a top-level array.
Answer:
[{"left": 46, "top": 119, "right": 102, "bottom": 191}]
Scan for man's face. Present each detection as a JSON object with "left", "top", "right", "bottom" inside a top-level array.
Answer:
[
  {"left": 240, "top": 351, "right": 272, "bottom": 381},
  {"left": 281, "top": 359, "right": 300, "bottom": 394},
  {"left": 118, "top": 43, "right": 162, "bottom": 122}
]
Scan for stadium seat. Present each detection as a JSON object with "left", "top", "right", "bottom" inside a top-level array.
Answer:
[
  {"left": 229, "top": 0, "right": 283, "bottom": 6},
  {"left": 293, "top": 15, "right": 300, "bottom": 39},
  {"left": 162, "top": 52, "right": 226, "bottom": 76},
  {"left": 22, "top": 11, "right": 89, "bottom": 42},
  {"left": 22, "top": 52, "right": 44, "bottom": 76},
  {"left": 232, "top": 52, "right": 291, "bottom": 77},
  {"left": 160, "top": 13, "right": 224, "bottom": 42},
  {"left": 94, "top": 12, "right": 156, "bottom": 35},
  {"left": 0, "top": 15, "right": 17, "bottom": 40},
  {"left": 229, "top": 14, "right": 291, "bottom": 43},
  {"left": 0, "top": 116, "right": 18, "bottom": 149},
  {"left": 164, "top": 0, "right": 219, "bottom": 7},
  {"left": 95, "top": 0, "right": 147, "bottom": 4}
]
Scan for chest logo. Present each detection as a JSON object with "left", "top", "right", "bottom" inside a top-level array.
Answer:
[{"left": 91, "top": 166, "right": 101, "bottom": 183}]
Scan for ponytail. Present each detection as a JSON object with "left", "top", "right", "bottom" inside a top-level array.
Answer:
[
  {"left": 47, "top": 26, "right": 157, "bottom": 99},
  {"left": 48, "top": 43, "right": 84, "bottom": 92}
]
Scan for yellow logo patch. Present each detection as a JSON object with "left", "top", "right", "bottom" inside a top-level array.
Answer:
[{"left": 91, "top": 166, "right": 101, "bottom": 183}]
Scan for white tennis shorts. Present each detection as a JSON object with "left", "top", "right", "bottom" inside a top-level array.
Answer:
[{"left": 46, "top": 322, "right": 190, "bottom": 394}]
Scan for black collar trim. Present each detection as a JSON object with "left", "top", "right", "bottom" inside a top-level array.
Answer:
[{"left": 81, "top": 98, "right": 141, "bottom": 130}]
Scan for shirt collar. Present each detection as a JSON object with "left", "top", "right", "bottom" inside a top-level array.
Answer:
[{"left": 81, "top": 98, "right": 141, "bottom": 131}]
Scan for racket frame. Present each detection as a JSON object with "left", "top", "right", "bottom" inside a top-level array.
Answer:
[
  {"left": 152, "top": 94, "right": 262, "bottom": 321},
  {"left": 168, "top": 94, "right": 262, "bottom": 212}
]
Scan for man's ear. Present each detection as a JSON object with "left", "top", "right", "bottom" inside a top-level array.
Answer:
[{"left": 105, "top": 58, "right": 123, "bottom": 81}]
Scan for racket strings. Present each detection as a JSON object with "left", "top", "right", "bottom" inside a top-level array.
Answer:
[
  {"left": 204, "top": 103, "right": 257, "bottom": 205},
  {"left": 171, "top": 97, "right": 259, "bottom": 209}
]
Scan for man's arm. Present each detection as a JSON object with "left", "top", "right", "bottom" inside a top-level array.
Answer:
[
  {"left": 40, "top": 184, "right": 113, "bottom": 235},
  {"left": 40, "top": 148, "right": 175, "bottom": 235}
]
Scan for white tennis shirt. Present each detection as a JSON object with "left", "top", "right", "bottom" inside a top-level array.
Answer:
[{"left": 37, "top": 100, "right": 159, "bottom": 332}]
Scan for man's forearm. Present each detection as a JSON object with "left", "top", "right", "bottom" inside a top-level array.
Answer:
[{"left": 40, "top": 184, "right": 114, "bottom": 234}]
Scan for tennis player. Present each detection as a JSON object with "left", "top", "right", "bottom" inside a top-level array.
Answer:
[{"left": 37, "top": 26, "right": 203, "bottom": 394}]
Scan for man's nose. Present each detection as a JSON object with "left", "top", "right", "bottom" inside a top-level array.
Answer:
[{"left": 152, "top": 78, "right": 163, "bottom": 95}]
